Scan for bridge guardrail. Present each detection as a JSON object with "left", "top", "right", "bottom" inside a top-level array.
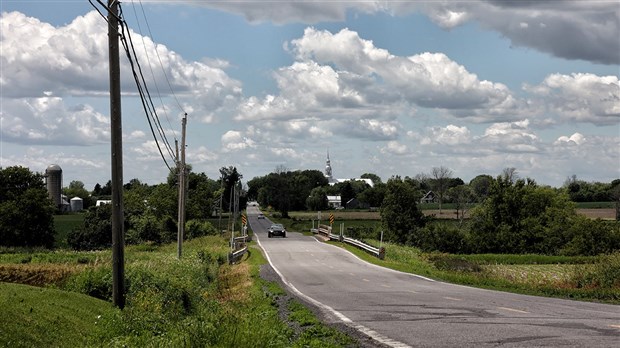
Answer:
[
  {"left": 314, "top": 224, "right": 385, "bottom": 260},
  {"left": 228, "top": 234, "right": 251, "bottom": 264}
]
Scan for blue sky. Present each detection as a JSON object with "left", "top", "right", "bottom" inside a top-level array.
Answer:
[{"left": 1, "top": 0, "right": 619, "bottom": 189}]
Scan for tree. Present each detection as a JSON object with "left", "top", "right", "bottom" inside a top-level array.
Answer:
[
  {"left": 306, "top": 187, "right": 328, "bottom": 211},
  {"left": 448, "top": 185, "right": 473, "bottom": 223},
  {"left": 501, "top": 167, "right": 519, "bottom": 183},
  {"left": 469, "top": 174, "right": 493, "bottom": 203},
  {"left": 380, "top": 177, "right": 426, "bottom": 245},
  {"left": 430, "top": 166, "right": 453, "bottom": 215},
  {"left": 67, "top": 204, "right": 113, "bottom": 250},
  {"left": 360, "top": 173, "right": 382, "bottom": 185},
  {"left": 219, "top": 166, "right": 242, "bottom": 213},
  {"left": 63, "top": 180, "right": 93, "bottom": 209},
  {"left": 0, "top": 166, "right": 55, "bottom": 248}
]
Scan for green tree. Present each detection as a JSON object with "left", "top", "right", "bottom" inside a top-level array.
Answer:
[
  {"left": 0, "top": 166, "right": 55, "bottom": 248},
  {"left": 380, "top": 177, "right": 426, "bottom": 245},
  {"left": 63, "top": 180, "right": 93, "bottom": 209},
  {"left": 469, "top": 174, "right": 493, "bottom": 202},
  {"left": 306, "top": 187, "right": 328, "bottom": 211},
  {"left": 360, "top": 173, "right": 382, "bottom": 185},
  {"left": 67, "top": 204, "right": 113, "bottom": 250}
]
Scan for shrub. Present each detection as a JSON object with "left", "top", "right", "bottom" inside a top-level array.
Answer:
[{"left": 185, "top": 220, "right": 218, "bottom": 239}]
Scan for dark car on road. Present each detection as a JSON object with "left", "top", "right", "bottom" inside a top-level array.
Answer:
[
  {"left": 268, "top": 223, "right": 286, "bottom": 238},
  {"left": 258, "top": 213, "right": 265, "bottom": 219}
]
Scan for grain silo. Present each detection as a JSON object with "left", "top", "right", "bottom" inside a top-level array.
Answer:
[
  {"left": 70, "top": 197, "right": 83, "bottom": 212},
  {"left": 45, "top": 164, "right": 62, "bottom": 209}
]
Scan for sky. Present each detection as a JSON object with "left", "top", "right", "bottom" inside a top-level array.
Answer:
[{"left": 1, "top": 0, "right": 619, "bottom": 190}]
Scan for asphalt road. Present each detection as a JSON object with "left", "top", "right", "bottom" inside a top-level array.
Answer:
[{"left": 247, "top": 206, "right": 620, "bottom": 347}]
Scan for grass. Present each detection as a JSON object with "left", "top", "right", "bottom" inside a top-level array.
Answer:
[
  {"left": 331, "top": 241, "right": 620, "bottom": 304},
  {"left": 0, "top": 235, "right": 358, "bottom": 347},
  {"left": 0, "top": 282, "right": 118, "bottom": 347},
  {"left": 53, "top": 214, "right": 85, "bottom": 248}
]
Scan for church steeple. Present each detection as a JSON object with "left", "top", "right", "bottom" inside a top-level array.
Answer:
[{"left": 325, "top": 150, "right": 333, "bottom": 180}]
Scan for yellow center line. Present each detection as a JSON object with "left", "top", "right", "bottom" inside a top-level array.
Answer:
[
  {"left": 349, "top": 273, "right": 356, "bottom": 276},
  {"left": 497, "top": 306, "right": 529, "bottom": 314},
  {"left": 609, "top": 324, "right": 620, "bottom": 329},
  {"left": 444, "top": 296, "right": 462, "bottom": 301},
  {"left": 381, "top": 284, "right": 391, "bottom": 288},
  {"left": 362, "top": 278, "right": 370, "bottom": 282},
  {"left": 407, "top": 290, "right": 417, "bottom": 294}
]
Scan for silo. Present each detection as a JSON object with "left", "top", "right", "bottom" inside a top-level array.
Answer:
[
  {"left": 70, "top": 197, "right": 83, "bottom": 212},
  {"left": 45, "top": 164, "right": 62, "bottom": 209}
]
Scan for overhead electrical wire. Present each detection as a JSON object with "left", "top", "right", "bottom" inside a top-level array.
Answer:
[
  {"left": 89, "top": 0, "right": 181, "bottom": 172},
  {"left": 129, "top": 0, "right": 178, "bottom": 140}
]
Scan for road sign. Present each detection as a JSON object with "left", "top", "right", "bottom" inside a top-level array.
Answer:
[
  {"left": 241, "top": 214, "right": 247, "bottom": 225},
  {"left": 329, "top": 213, "right": 334, "bottom": 225}
]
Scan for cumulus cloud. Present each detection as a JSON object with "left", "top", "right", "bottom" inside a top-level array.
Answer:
[
  {"left": 381, "top": 141, "right": 409, "bottom": 155},
  {"left": 421, "top": 125, "right": 471, "bottom": 146},
  {"left": 175, "top": 1, "right": 619, "bottom": 65},
  {"left": 1, "top": 97, "right": 109, "bottom": 145},
  {"left": 236, "top": 27, "right": 516, "bottom": 124},
  {"left": 0, "top": 10, "right": 243, "bottom": 148},
  {"left": 221, "top": 130, "right": 256, "bottom": 152},
  {"left": 525, "top": 73, "right": 620, "bottom": 125},
  {"left": 554, "top": 133, "right": 586, "bottom": 146},
  {"left": 476, "top": 119, "right": 541, "bottom": 153}
]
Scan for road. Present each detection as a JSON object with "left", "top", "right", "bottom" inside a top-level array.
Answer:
[{"left": 247, "top": 206, "right": 620, "bottom": 347}]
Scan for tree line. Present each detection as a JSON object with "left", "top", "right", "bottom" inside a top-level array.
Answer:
[
  {"left": 1, "top": 164, "right": 618, "bottom": 256},
  {"left": 0, "top": 165, "right": 243, "bottom": 250}
]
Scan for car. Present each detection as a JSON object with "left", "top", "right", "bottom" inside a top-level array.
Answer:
[
  {"left": 257, "top": 213, "right": 265, "bottom": 219},
  {"left": 268, "top": 223, "right": 286, "bottom": 238}
]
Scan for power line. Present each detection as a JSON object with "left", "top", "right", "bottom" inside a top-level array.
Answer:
[{"left": 129, "top": 0, "right": 178, "bottom": 140}]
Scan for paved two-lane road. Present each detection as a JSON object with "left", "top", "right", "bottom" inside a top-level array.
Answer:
[{"left": 248, "top": 206, "right": 620, "bottom": 347}]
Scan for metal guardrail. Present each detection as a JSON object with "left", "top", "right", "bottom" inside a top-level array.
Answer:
[
  {"left": 314, "top": 224, "right": 385, "bottom": 260},
  {"left": 228, "top": 234, "right": 251, "bottom": 264}
]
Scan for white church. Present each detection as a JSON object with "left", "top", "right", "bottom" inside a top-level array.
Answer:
[{"left": 323, "top": 152, "right": 374, "bottom": 188}]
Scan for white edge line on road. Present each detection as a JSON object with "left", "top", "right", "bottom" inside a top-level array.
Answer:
[
  {"left": 313, "top": 236, "right": 436, "bottom": 282},
  {"left": 255, "top": 233, "right": 412, "bottom": 348}
]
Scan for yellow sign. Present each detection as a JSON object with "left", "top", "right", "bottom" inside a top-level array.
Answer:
[
  {"left": 329, "top": 213, "right": 334, "bottom": 225},
  {"left": 241, "top": 214, "right": 247, "bottom": 225}
]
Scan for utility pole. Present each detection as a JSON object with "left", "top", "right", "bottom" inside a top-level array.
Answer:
[
  {"left": 177, "top": 114, "right": 187, "bottom": 259},
  {"left": 108, "top": 0, "right": 125, "bottom": 309}
]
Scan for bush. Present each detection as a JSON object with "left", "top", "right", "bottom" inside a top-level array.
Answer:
[
  {"left": 64, "top": 266, "right": 113, "bottom": 301},
  {"left": 185, "top": 220, "right": 218, "bottom": 239},
  {"left": 571, "top": 253, "right": 620, "bottom": 289},
  {"left": 416, "top": 223, "right": 469, "bottom": 254},
  {"left": 67, "top": 205, "right": 112, "bottom": 250}
]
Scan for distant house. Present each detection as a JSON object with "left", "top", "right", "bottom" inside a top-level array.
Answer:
[
  {"left": 420, "top": 191, "right": 436, "bottom": 204},
  {"left": 96, "top": 200, "right": 112, "bottom": 206},
  {"left": 327, "top": 195, "right": 342, "bottom": 209}
]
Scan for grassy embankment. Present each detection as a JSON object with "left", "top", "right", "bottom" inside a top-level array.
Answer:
[
  {"left": 0, "top": 236, "right": 356, "bottom": 347},
  {"left": 268, "top": 210, "right": 620, "bottom": 304}
]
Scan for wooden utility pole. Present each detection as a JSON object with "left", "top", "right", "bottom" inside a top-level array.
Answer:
[
  {"left": 177, "top": 114, "right": 187, "bottom": 259},
  {"left": 108, "top": 0, "right": 125, "bottom": 309}
]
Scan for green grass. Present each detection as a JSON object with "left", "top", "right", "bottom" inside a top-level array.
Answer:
[
  {"left": 0, "top": 282, "right": 118, "bottom": 347},
  {"left": 53, "top": 214, "right": 85, "bottom": 248},
  {"left": 332, "top": 241, "right": 620, "bottom": 304},
  {"left": 1, "top": 236, "right": 358, "bottom": 347}
]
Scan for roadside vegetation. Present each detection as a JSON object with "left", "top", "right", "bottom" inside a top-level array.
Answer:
[{"left": 0, "top": 236, "right": 358, "bottom": 347}]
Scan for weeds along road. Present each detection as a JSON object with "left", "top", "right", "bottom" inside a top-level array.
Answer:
[{"left": 247, "top": 206, "right": 620, "bottom": 348}]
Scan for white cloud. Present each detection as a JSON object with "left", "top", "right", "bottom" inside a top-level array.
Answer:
[
  {"left": 221, "top": 130, "right": 256, "bottom": 152},
  {"left": 174, "top": 1, "right": 619, "bottom": 64},
  {"left": 1, "top": 97, "right": 109, "bottom": 145},
  {"left": 0, "top": 11, "right": 241, "bottom": 149},
  {"left": 381, "top": 141, "right": 409, "bottom": 155},
  {"left": 421, "top": 125, "right": 471, "bottom": 146},
  {"left": 525, "top": 73, "right": 620, "bottom": 125},
  {"left": 237, "top": 27, "right": 517, "bottom": 125},
  {"left": 554, "top": 133, "right": 586, "bottom": 146}
]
